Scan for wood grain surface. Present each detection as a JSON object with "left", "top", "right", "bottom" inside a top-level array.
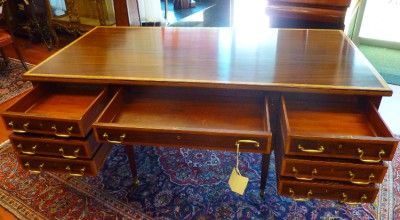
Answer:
[{"left": 24, "top": 27, "right": 392, "bottom": 96}]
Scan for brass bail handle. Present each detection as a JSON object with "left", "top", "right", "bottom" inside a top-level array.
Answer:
[
  {"left": 17, "top": 144, "right": 37, "bottom": 155},
  {"left": 292, "top": 167, "right": 317, "bottom": 181},
  {"left": 235, "top": 140, "right": 260, "bottom": 175},
  {"left": 51, "top": 125, "right": 74, "bottom": 138},
  {"left": 348, "top": 171, "right": 375, "bottom": 185},
  {"left": 65, "top": 166, "right": 86, "bottom": 177},
  {"left": 24, "top": 162, "right": 44, "bottom": 174},
  {"left": 59, "top": 147, "right": 80, "bottom": 159},
  {"left": 297, "top": 144, "right": 325, "bottom": 153},
  {"left": 289, "top": 188, "right": 313, "bottom": 202},
  {"left": 103, "top": 132, "right": 126, "bottom": 144},
  {"left": 8, "top": 121, "right": 30, "bottom": 133},
  {"left": 341, "top": 193, "right": 368, "bottom": 205},
  {"left": 357, "top": 148, "right": 385, "bottom": 163}
]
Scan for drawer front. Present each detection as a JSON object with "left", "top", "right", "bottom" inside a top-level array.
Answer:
[
  {"left": 281, "top": 157, "right": 387, "bottom": 184},
  {"left": 287, "top": 138, "right": 397, "bottom": 163},
  {"left": 10, "top": 132, "right": 99, "bottom": 159},
  {"left": 18, "top": 144, "right": 112, "bottom": 176},
  {"left": 94, "top": 128, "right": 272, "bottom": 153},
  {"left": 278, "top": 178, "right": 378, "bottom": 203},
  {"left": 2, "top": 85, "right": 110, "bottom": 138},
  {"left": 3, "top": 117, "right": 81, "bottom": 138}
]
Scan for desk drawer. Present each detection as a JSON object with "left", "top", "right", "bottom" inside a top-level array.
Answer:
[
  {"left": 281, "top": 157, "right": 387, "bottom": 185},
  {"left": 10, "top": 132, "right": 99, "bottom": 159},
  {"left": 94, "top": 87, "right": 272, "bottom": 153},
  {"left": 278, "top": 178, "right": 378, "bottom": 203},
  {"left": 2, "top": 84, "right": 109, "bottom": 138},
  {"left": 280, "top": 96, "right": 399, "bottom": 163},
  {"left": 18, "top": 144, "right": 112, "bottom": 176}
]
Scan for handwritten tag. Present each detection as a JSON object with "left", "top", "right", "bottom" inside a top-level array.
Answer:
[{"left": 228, "top": 168, "right": 249, "bottom": 195}]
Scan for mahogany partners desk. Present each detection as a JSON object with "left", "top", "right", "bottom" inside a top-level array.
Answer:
[{"left": 2, "top": 27, "right": 399, "bottom": 203}]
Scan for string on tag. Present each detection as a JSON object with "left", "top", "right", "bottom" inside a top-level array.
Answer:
[{"left": 235, "top": 141, "right": 241, "bottom": 176}]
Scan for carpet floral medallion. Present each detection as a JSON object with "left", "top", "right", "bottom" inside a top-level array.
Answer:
[
  {"left": 0, "top": 59, "right": 33, "bottom": 104},
  {"left": 0, "top": 140, "right": 398, "bottom": 220}
]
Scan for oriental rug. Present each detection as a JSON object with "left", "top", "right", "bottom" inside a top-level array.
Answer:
[
  {"left": 0, "top": 59, "right": 33, "bottom": 104},
  {"left": 0, "top": 139, "right": 398, "bottom": 220}
]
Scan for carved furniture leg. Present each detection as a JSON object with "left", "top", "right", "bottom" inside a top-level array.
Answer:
[
  {"left": 260, "top": 153, "right": 270, "bottom": 198},
  {"left": 124, "top": 146, "right": 139, "bottom": 187}
]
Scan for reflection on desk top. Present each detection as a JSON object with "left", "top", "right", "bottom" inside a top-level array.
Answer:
[{"left": 25, "top": 27, "right": 392, "bottom": 96}]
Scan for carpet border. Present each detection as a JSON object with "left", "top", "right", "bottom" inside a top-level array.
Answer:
[
  {"left": 0, "top": 140, "right": 48, "bottom": 220},
  {"left": 0, "top": 58, "right": 34, "bottom": 105}
]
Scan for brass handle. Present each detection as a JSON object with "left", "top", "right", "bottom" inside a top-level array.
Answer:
[
  {"left": 65, "top": 166, "right": 86, "bottom": 177},
  {"left": 51, "top": 125, "right": 74, "bottom": 138},
  {"left": 289, "top": 188, "right": 313, "bottom": 202},
  {"left": 59, "top": 147, "right": 80, "bottom": 159},
  {"left": 297, "top": 144, "right": 325, "bottom": 153},
  {"left": 103, "top": 132, "right": 126, "bottom": 144},
  {"left": 235, "top": 140, "right": 260, "bottom": 148},
  {"left": 341, "top": 193, "right": 368, "bottom": 205},
  {"left": 357, "top": 148, "right": 385, "bottom": 163},
  {"left": 348, "top": 171, "right": 375, "bottom": 185},
  {"left": 292, "top": 167, "right": 317, "bottom": 181},
  {"left": 24, "top": 162, "right": 44, "bottom": 174},
  {"left": 8, "top": 121, "right": 30, "bottom": 133},
  {"left": 17, "top": 144, "right": 37, "bottom": 155}
]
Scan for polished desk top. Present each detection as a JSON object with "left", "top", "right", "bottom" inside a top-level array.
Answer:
[{"left": 25, "top": 27, "right": 391, "bottom": 96}]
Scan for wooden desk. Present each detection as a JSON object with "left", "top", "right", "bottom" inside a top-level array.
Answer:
[{"left": 2, "top": 27, "right": 398, "bottom": 203}]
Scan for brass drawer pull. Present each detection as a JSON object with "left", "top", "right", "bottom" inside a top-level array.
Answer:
[
  {"left": 59, "top": 147, "right": 80, "bottom": 159},
  {"left": 51, "top": 125, "right": 74, "bottom": 138},
  {"left": 24, "top": 162, "right": 44, "bottom": 174},
  {"left": 17, "top": 144, "right": 37, "bottom": 155},
  {"left": 65, "top": 166, "right": 86, "bottom": 177},
  {"left": 357, "top": 148, "right": 385, "bottom": 163},
  {"left": 235, "top": 140, "right": 260, "bottom": 148},
  {"left": 297, "top": 144, "right": 325, "bottom": 153},
  {"left": 289, "top": 188, "right": 312, "bottom": 202},
  {"left": 341, "top": 193, "right": 368, "bottom": 205},
  {"left": 348, "top": 171, "right": 375, "bottom": 185},
  {"left": 8, "top": 121, "right": 29, "bottom": 133},
  {"left": 103, "top": 132, "right": 126, "bottom": 144},
  {"left": 292, "top": 167, "right": 317, "bottom": 181}
]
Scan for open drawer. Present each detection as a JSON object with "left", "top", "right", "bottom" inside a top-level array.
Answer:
[
  {"left": 93, "top": 87, "right": 272, "bottom": 153},
  {"left": 10, "top": 132, "right": 100, "bottom": 159},
  {"left": 280, "top": 95, "right": 399, "bottom": 163},
  {"left": 18, "top": 144, "right": 112, "bottom": 176},
  {"left": 2, "top": 84, "right": 109, "bottom": 138}
]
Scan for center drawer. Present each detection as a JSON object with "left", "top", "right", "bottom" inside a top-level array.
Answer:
[
  {"left": 1, "top": 84, "right": 109, "bottom": 138},
  {"left": 280, "top": 95, "right": 398, "bottom": 163},
  {"left": 93, "top": 87, "right": 272, "bottom": 153}
]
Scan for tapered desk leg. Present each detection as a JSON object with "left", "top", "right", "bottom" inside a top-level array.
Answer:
[
  {"left": 260, "top": 153, "right": 270, "bottom": 198},
  {"left": 124, "top": 146, "right": 139, "bottom": 187}
]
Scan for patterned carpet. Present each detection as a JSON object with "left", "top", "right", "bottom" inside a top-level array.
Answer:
[
  {"left": 0, "top": 59, "right": 33, "bottom": 104},
  {"left": 0, "top": 140, "right": 398, "bottom": 220}
]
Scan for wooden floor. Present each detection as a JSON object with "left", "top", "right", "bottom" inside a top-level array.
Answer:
[{"left": 0, "top": 36, "right": 400, "bottom": 219}]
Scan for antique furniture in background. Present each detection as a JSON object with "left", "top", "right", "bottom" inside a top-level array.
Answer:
[
  {"left": 45, "top": 0, "right": 115, "bottom": 46},
  {"left": 266, "top": 0, "right": 352, "bottom": 29},
  {"left": 1, "top": 27, "right": 398, "bottom": 203},
  {"left": 0, "top": 28, "right": 28, "bottom": 70},
  {"left": 112, "top": 0, "right": 140, "bottom": 26},
  {"left": 2, "top": 0, "right": 55, "bottom": 49}
]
